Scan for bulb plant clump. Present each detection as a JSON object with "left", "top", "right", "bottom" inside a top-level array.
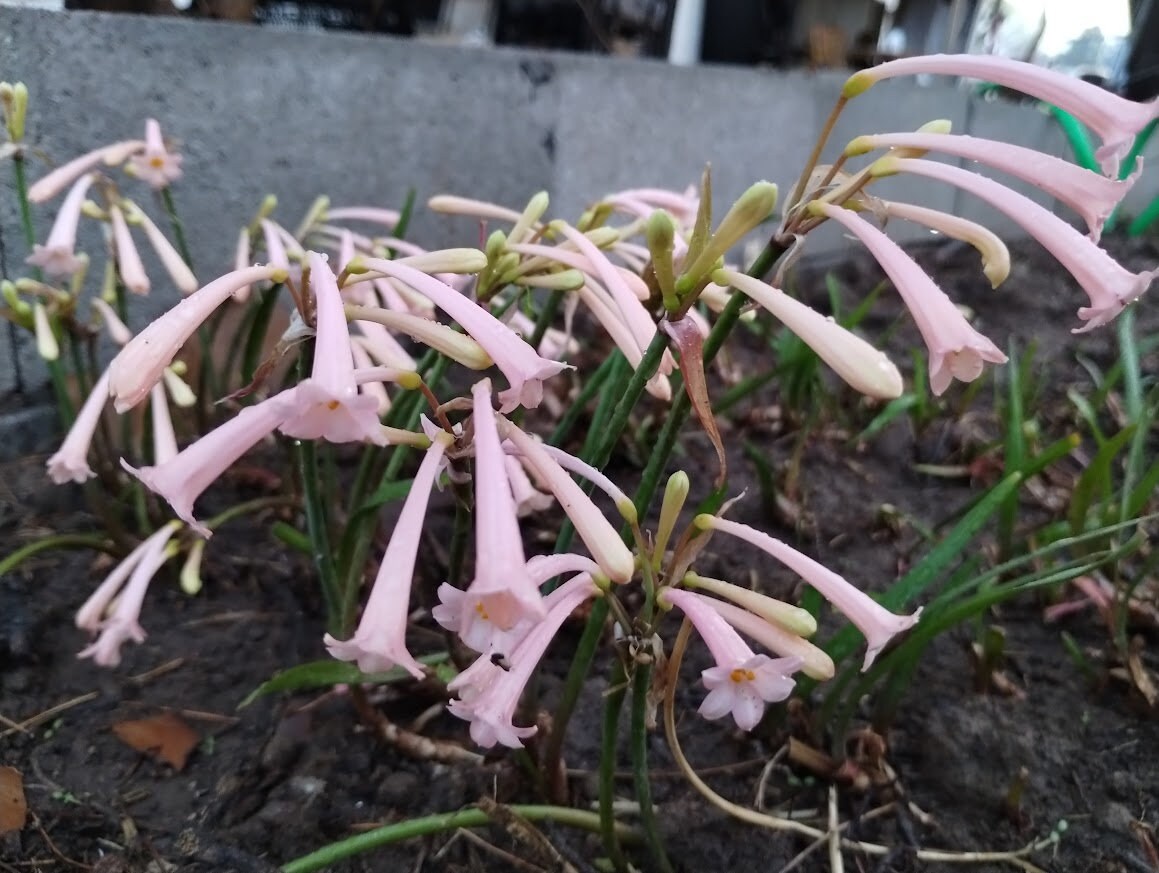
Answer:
[{"left": 2, "top": 56, "right": 1156, "bottom": 868}]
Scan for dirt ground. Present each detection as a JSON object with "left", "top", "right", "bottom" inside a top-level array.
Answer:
[{"left": 2, "top": 235, "right": 1158, "bottom": 872}]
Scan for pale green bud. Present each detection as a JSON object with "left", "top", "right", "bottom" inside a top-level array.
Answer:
[{"left": 180, "top": 539, "right": 206, "bottom": 595}]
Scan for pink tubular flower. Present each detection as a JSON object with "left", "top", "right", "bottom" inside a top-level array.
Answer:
[
  {"left": 849, "top": 131, "right": 1137, "bottom": 241},
  {"left": 504, "top": 454, "right": 554, "bottom": 516},
  {"left": 125, "top": 391, "right": 292, "bottom": 536},
  {"left": 448, "top": 574, "right": 599, "bottom": 748},
  {"left": 109, "top": 203, "right": 150, "bottom": 295},
  {"left": 814, "top": 201, "right": 1006, "bottom": 394},
  {"left": 46, "top": 368, "right": 111, "bottom": 484},
  {"left": 77, "top": 521, "right": 182, "bottom": 667},
  {"left": 27, "top": 140, "right": 145, "bottom": 203},
  {"left": 260, "top": 220, "right": 292, "bottom": 271},
  {"left": 108, "top": 264, "right": 286, "bottom": 412},
  {"left": 878, "top": 200, "right": 1010, "bottom": 288},
  {"left": 149, "top": 382, "right": 178, "bottom": 465},
  {"left": 325, "top": 206, "right": 401, "bottom": 230},
  {"left": 359, "top": 257, "right": 569, "bottom": 412},
  {"left": 232, "top": 228, "right": 253, "bottom": 302},
  {"left": 127, "top": 119, "right": 183, "bottom": 190},
  {"left": 125, "top": 202, "right": 198, "bottom": 294},
  {"left": 843, "top": 54, "right": 1159, "bottom": 176},
  {"left": 325, "top": 430, "right": 453, "bottom": 678},
  {"left": 279, "top": 253, "right": 386, "bottom": 445},
  {"left": 500, "top": 420, "right": 636, "bottom": 583},
  {"left": 25, "top": 172, "right": 94, "bottom": 277},
  {"left": 705, "top": 597, "right": 835, "bottom": 681},
  {"left": 699, "top": 516, "right": 921, "bottom": 670},
  {"left": 878, "top": 157, "right": 1158, "bottom": 332},
  {"left": 661, "top": 587, "right": 800, "bottom": 731},
  {"left": 719, "top": 268, "right": 903, "bottom": 399},
  {"left": 431, "top": 380, "right": 546, "bottom": 651}
]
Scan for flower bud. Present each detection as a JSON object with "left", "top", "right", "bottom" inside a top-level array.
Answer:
[
  {"left": 33, "top": 302, "right": 59, "bottom": 361},
  {"left": 180, "top": 539, "right": 206, "bottom": 595},
  {"left": 0, "top": 82, "right": 27, "bottom": 141},
  {"left": 677, "top": 181, "right": 778, "bottom": 295},
  {"left": 652, "top": 470, "right": 689, "bottom": 563}
]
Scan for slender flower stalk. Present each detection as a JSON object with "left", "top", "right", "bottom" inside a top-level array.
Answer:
[
  {"left": 25, "top": 172, "right": 94, "bottom": 276},
  {"left": 77, "top": 522, "right": 182, "bottom": 667},
  {"left": 660, "top": 587, "right": 800, "bottom": 730},
  {"left": 698, "top": 515, "right": 921, "bottom": 670},
  {"left": 812, "top": 201, "right": 1006, "bottom": 393},
  {"left": 108, "top": 264, "right": 286, "bottom": 412},
  {"left": 877, "top": 200, "right": 1010, "bottom": 288},
  {"left": 717, "top": 267, "right": 903, "bottom": 399},
  {"left": 27, "top": 140, "right": 145, "bottom": 203},
  {"left": 358, "top": 257, "right": 569, "bottom": 411},
  {"left": 873, "top": 157, "right": 1158, "bottom": 331},
  {"left": 448, "top": 575, "right": 599, "bottom": 747},
  {"left": 109, "top": 203, "right": 150, "bottom": 295},
  {"left": 500, "top": 419, "right": 636, "bottom": 583},
  {"left": 842, "top": 53, "right": 1159, "bottom": 176},
  {"left": 847, "top": 131, "right": 1138, "bottom": 241},
  {"left": 324, "top": 430, "right": 453, "bottom": 678}
]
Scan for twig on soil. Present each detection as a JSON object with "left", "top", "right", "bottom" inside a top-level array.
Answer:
[
  {"left": 0, "top": 692, "right": 99, "bottom": 739},
  {"left": 828, "top": 785, "right": 844, "bottom": 873},
  {"left": 128, "top": 658, "right": 186, "bottom": 685},
  {"left": 477, "top": 796, "right": 578, "bottom": 873},
  {"left": 349, "top": 686, "right": 483, "bottom": 765},
  {"left": 454, "top": 827, "right": 549, "bottom": 873},
  {"left": 662, "top": 618, "right": 1064, "bottom": 871},
  {"left": 182, "top": 610, "right": 282, "bottom": 627},
  {"left": 31, "top": 812, "right": 91, "bottom": 870},
  {"left": 755, "top": 744, "right": 789, "bottom": 811},
  {"left": 0, "top": 711, "right": 30, "bottom": 734}
]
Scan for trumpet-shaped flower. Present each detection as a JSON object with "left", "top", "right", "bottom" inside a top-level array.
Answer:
[
  {"left": 358, "top": 257, "right": 569, "bottom": 412},
  {"left": 27, "top": 139, "right": 145, "bottom": 203},
  {"left": 325, "top": 430, "right": 453, "bottom": 678},
  {"left": 699, "top": 516, "right": 921, "bottom": 670},
  {"left": 25, "top": 172, "right": 94, "bottom": 277},
  {"left": 279, "top": 253, "right": 387, "bottom": 445},
  {"left": 448, "top": 574, "right": 599, "bottom": 747},
  {"left": 109, "top": 203, "right": 150, "bottom": 295},
  {"left": 849, "top": 131, "right": 1137, "bottom": 242},
  {"left": 125, "top": 390, "right": 293, "bottom": 536},
  {"left": 718, "top": 268, "right": 903, "bottom": 399},
  {"left": 843, "top": 53, "right": 1159, "bottom": 176},
  {"left": 149, "top": 382, "right": 178, "bottom": 465},
  {"left": 504, "top": 454, "right": 554, "bottom": 515},
  {"left": 126, "top": 119, "right": 183, "bottom": 190},
  {"left": 813, "top": 201, "right": 1006, "bottom": 393},
  {"left": 77, "top": 522, "right": 182, "bottom": 667},
  {"left": 704, "top": 597, "right": 835, "bottom": 681},
  {"left": 661, "top": 587, "right": 800, "bottom": 730},
  {"left": 108, "top": 264, "right": 286, "bottom": 412},
  {"left": 46, "top": 368, "right": 111, "bottom": 484},
  {"left": 432, "top": 380, "right": 546, "bottom": 651},
  {"left": 876, "top": 157, "right": 1158, "bottom": 331},
  {"left": 499, "top": 420, "right": 636, "bottom": 583}
]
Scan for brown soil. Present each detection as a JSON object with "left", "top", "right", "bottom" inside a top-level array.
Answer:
[{"left": 2, "top": 235, "right": 1159, "bottom": 873}]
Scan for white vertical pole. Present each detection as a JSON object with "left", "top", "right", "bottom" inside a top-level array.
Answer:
[{"left": 668, "top": 0, "right": 706, "bottom": 66}]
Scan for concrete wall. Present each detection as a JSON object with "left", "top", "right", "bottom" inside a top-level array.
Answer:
[{"left": 1, "top": 6, "right": 1156, "bottom": 452}]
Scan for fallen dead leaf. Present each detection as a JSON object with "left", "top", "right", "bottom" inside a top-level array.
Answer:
[
  {"left": 1127, "top": 637, "right": 1159, "bottom": 709},
  {"left": 0, "top": 766, "right": 27, "bottom": 834},
  {"left": 112, "top": 712, "right": 200, "bottom": 770}
]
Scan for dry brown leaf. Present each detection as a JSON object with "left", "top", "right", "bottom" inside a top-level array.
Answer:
[
  {"left": 1127, "top": 637, "right": 1159, "bottom": 709},
  {"left": 0, "top": 766, "right": 28, "bottom": 834},
  {"left": 112, "top": 712, "right": 199, "bottom": 770}
]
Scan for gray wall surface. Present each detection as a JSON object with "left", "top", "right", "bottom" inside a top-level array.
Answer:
[{"left": 2, "top": 6, "right": 1157, "bottom": 452}]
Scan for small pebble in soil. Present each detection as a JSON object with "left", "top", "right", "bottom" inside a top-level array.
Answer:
[{"left": 376, "top": 770, "right": 421, "bottom": 807}]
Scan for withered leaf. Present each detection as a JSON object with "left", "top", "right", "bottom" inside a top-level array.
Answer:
[
  {"left": 112, "top": 712, "right": 200, "bottom": 770},
  {"left": 0, "top": 766, "right": 28, "bottom": 834}
]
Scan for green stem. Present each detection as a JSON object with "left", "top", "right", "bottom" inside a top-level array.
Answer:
[
  {"left": 528, "top": 288, "right": 565, "bottom": 351},
  {"left": 543, "top": 596, "right": 609, "bottom": 795},
  {"left": 600, "top": 661, "right": 630, "bottom": 872},
  {"left": 11, "top": 156, "right": 39, "bottom": 268},
  {"left": 299, "top": 437, "right": 340, "bottom": 635},
  {"left": 280, "top": 804, "right": 636, "bottom": 873},
  {"left": 204, "top": 496, "right": 297, "bottom": 531},
  {"left": 630, "top": 663, "right": 673, "bottom": 873},
  {"left": 160, "top": 188, "right": 194, "bottom": 268},
  {"left": 0, "top": 533, "right": 118, "bottom": 576}
]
